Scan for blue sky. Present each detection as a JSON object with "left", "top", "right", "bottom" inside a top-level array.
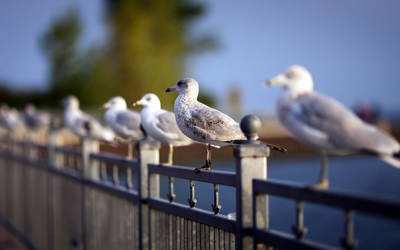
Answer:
[{"left": 1, "top": 0, "right": 399, "bottom": 115}]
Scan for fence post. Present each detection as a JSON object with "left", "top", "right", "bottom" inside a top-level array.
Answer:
[
  {"left": 81, "top": 138, "right": 99, "bottom": 180},
  {"left": 137, "top": 137, "right": 160, "bottom": 250},
  {"left": 26, "top": 134, "right": 38, "bottom": 160},
  {"left": 234, "top": 115, "right": 269, "bottom": 250},
  {"left": 48, "top": 132, "right": 63, "bottom": 169}
]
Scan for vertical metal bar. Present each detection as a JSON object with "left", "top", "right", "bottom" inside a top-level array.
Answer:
[
  {"left": 210, "top": 226, "right": 215, "bottom": 250},
  {"left": 341, "top": 209, "right": 358, "bottom": 250},
  {"left": 225, "top": 231, "right": 229, "bottom": 250},
  {"left": 156, "top": 211, "right": 160, "bottom": 249},
  {"left": 215, "top": 227, "right": 219, "bottom": 250},
  {"left": 164, "top": 212, "right": 167, "bottom": 250},
  {"left": 184, "top": 218, "right": 187, "bottom": 250},
  {"left": 197, "top": 222, "right": 200, "bottom": 250},
  {"left": 180, "top": 217, "right": 184, "bottom": 250},
  {"left": 126, "top": 168, "right": 133, "bottom": 190},
  {"left": 188, "top": 218, "right": 192, "bottom": 249},
  {"left": 112, "top": 164, "right": 119, "bottom": 186},
  {"left": 291, "top": 200, "right": 307, "bottom": 239},
  {"left": 188, "top": 180, "right": 197, "bottom": 208},
  {"left": 220, "top": 229, "right": 224, "bottom": 250},
  {"left": 100, "top": 162, "right": 107, "bottom": 181},
  {"left": 205, "top": 225, "right": 210, "bottom": 250},
  {"left": 168, "top": 176, "right": 176, "bottom": 202},
  {"left": 212, "top": 184, "right": 222, "bottom": 214},
  {"left": 150, "top": 209, "right": 155, "bottom": 250},
  {"left": 169, "top": 214, "right": 173, "bottom": 250},
  {"left": 201, "top": 223, "right": 205, "bottom": 250},
  {"left": 230, "top": 233, "right": 235, "bottom": 250},
  {"left": 192, "top": 221, "right": 197, "bottom": 250}
]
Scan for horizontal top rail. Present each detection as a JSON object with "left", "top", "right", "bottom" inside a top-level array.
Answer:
[
  {"left": 54, "top": 146, "right": 81, "bottom": 156},
  {"left": 90, "top": 152, "right": 138, "bottom": 170},
  {"left": 253, "top": 178, "right": 400, "bottom": 219},
  {"left": 148, "top": 163, "right": 236, "bottom": 187}
]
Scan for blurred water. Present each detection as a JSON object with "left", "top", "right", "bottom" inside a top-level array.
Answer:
[{"left": 157, "top": 155, "right": 400, "bottom": 249}]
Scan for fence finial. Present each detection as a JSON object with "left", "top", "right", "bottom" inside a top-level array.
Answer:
[{"left": 240, "top": 114, "right": 261, "bottom": 143}]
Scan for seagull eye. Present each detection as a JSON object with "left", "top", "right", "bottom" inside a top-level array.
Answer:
[
  {"left": 146, "top": 97, "right": 151, "bottom": 101},
  {"left": 286, "top": 71, "right": 295, "bottom": 79}
]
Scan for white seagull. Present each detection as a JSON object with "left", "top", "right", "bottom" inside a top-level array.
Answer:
[
  {"left": 103, "top": 96, "right": 144, "bottom": 158},
  {"left": 166, "top": 78, "right": 286, "bottom": 171},
  {"left": 62, "top": 96, "right": 115, "bottom": 142},
  {"left": 133, "top": 93, "right": 192, "bottom": 165},
  {"left": 266, "top": 65, "right": 400, "bottom": 189},
  {"left": 0, "top": 105, "right": 25, "bottom": 133}
]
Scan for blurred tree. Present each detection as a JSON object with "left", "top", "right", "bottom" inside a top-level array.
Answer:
[
  {"left": 40, "top": 9, "right": 83, "bottom": 104},
  {"left": 16, "top": 0, "right": 216, "bottom": 109},
  {"left": 105, "top": 0, "right": 217, "bottom": 109},
  {"left": 39, "top": 10, "right": 114, "bottom": 107}
]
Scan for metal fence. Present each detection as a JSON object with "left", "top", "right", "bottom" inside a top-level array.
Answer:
[{"left": 0, "top": 118, "right": 400, "bottom": 250}]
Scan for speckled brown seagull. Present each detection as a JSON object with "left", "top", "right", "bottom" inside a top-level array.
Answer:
[{"left": 166, "top": 78, "right": 286, "bottom": 172}]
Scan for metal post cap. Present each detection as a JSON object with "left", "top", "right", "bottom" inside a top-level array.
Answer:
[{"left": 240, "top": 114, "right": 261, "bottom": 141}]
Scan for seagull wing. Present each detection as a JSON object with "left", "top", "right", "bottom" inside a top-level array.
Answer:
[
  {"left": 154, "top": 111, "right": 183, "bottom": 140},
  {"left": 292, "top": 92, "right": 399, "bottom": 154},
  {"left": 187, "top": 102, "right": 245, "bottom": 141},
  {"left": 115, "top": 111, "right": 143, "bottom": 139}
]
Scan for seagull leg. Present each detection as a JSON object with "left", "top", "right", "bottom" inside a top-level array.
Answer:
[
  {"left": 309, "top": 152, "right": 329, "bottom": 190},
  {"left": 195, "top": 144, "right": 212, "bottom": 172},
  {"left": 166, "top": 144, "right": 173, "bottom": 165},
  {"left": 127, "top": 140, "right": 133, "bottom": 160}
]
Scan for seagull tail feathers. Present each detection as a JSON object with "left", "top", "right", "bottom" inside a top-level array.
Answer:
[
  {"left": 225, "top": 139, "right": 287, "bottom": 152},
  {"left": 379, "top": 155, "right": 400, "bottom": 169}
]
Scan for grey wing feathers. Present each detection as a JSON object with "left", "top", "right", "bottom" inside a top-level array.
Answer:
[
  {"left": 116, "top": 111, "right": 141, "bottom": 131},
  {"left": 157, "top": 111, "right": 182, "bottom": 135},
  {"left": 296, "top": 92, "right": 399, "bottom": 154},
  {"left": 189, "top": 103, "right": 244, "bottom": 141}
]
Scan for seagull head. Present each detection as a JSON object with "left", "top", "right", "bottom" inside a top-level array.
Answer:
[
  {"left": 62, "top": 95, "right": 80, "bottom": 110},
  {"left": 266, "top": 65, "right": 314, "bottom": 95},
  {"left": 103, "top": 96, "right": 127, "bottom": 110},
  {"left": 166, "top": 78, "right": 199, "bottom": 99},
  {"left": 24, "top": 103, "right": 36, "bottom": 115},
  {"left": 133, "top": 93, "right": 161, "bottom": 109}
]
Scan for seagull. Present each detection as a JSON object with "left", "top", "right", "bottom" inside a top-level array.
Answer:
[
  {"left": 103, "top": 96, "right": 144, "bottom": 158},
  {"left": 0, "top": 105, "right": 25, "bottom": 133},
  {"left": 62, "top": 95, "right": 115, "bottom": 142},
  {"left": 266, "top": 65, "right": 400, "bottom": 189},
  {"left": 23, "top": 104, "right": 51, "bottom": 131},
  {"left": 166, "top": 78, "right": 286, "bottom": 171},
  {"left": 133, "top": 93, "right": 192, "bottom": 165}
]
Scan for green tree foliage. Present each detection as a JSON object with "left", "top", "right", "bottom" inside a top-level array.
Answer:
[{"left": 105, "top": 0, "right": 217, "bottom": 109}]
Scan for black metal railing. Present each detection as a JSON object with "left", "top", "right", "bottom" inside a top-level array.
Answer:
[{"left": 253, "top": 179, "right": 400, "bottom": 250}]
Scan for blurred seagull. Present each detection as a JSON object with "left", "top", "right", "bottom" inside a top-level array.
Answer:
[
  {"left": 166, "top": 78, "right": 285, "bottom": 172},
  {"left": 23, "top": 104, "right": 51, "bottom": 131},
  {"left": 103, "top": 96, "right": 144, "bottom": 158},
  {"left": 266, "top": 65, "right": 400, "bottom": 189},
  {"left": 0, "top": 105, "right": 25, "bottom": 132},
  {"left": 133, "top": 93, "right": 192, "bottom": 165},
  {"left": 62, "top": 96, "right": 115, "bottom": 142}
]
